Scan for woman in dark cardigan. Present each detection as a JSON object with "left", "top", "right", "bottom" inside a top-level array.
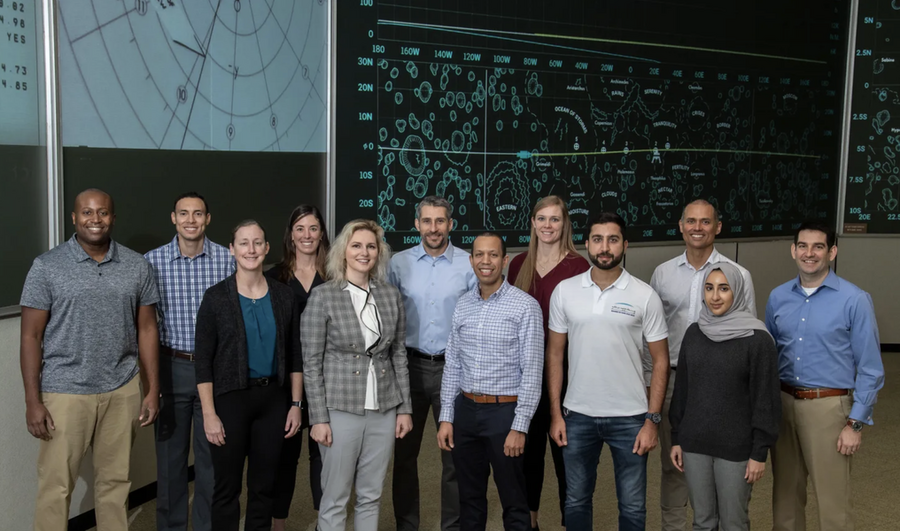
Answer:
[
  {"left": 195, "top": 220, "right": 303, "bottom": 531},
  {"left": 669, "top": 263, "right": 780, "bottom": 531},
  {"left": 265, "top": 205, "right": 329, "bottom": 530}
]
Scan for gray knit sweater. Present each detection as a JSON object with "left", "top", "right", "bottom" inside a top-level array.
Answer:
[{"left": 669, "top": 324, "right": 781, "bottom": 462}]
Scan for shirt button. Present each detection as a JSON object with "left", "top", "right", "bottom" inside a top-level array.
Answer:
[
  {"left": 431, "top": 301, "right": 435, "bottom": 305},
  {"left": 801, "top": 318, "right": 805, "bottom": 322},
  {"left": 354, "top": 371, "right": 360, "bottom": 375},
  {"left": 805, "top": 300, "right": 809, "bottom": 303},
  {"left": 796, "top": 376, "right": 800, "bottom": 380},
  {"left": 354, "top": 355, "right": 359, "bottom": 359},
  {"left": 796, "top": 357, "right": 800, "bottom": 360},
  {"left": 799, "top": 338, "right": 803, "bottom": 341}
]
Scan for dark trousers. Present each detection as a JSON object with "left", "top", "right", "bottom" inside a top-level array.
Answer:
[
  {"left": 210, "top": 384, "right": 287, "bottom": 531},
  {"left": 393, "top": 355, "right": 459, "bottom": 531},
  {"left": 523, "top": 385, "right": 567, "bottom": 525},
  {"left": 273, "top": 411, "right": 323, "bottom": 517},
  {"left": 156, "top": 355, "right": 213, "bottom": 531},
  {"left": 451, "top": 394, "right": 529, "bottom": 531}
]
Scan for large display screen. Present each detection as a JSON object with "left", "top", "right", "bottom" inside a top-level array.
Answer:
[{"left": 335, "top": 0, "right": 849, "bottom": 246}]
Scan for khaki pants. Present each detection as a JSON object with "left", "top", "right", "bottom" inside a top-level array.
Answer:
[
  {"left": 772, "top": 391, "right": 854, "bottom": 531},
  {"left": 34, "top": 376, "right": 142, "bottom": 531},
  {"left": 659, "top": 369, "right": 689, "bottom": 531}
]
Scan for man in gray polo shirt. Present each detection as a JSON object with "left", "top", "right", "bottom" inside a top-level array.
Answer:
[{"left": 20, "top": 189, "right": 161, "bottom": 531}]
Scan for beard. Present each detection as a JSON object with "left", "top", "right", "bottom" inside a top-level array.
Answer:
[
  {"left": 589, "top": 251, "right": 624, "bottom": 270},
  {"left": 422, "top": 232, "right": 447, "bottom": 250}
]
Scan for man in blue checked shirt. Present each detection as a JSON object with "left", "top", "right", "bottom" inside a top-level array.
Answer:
[
  {"left": 766, "top": 221, "right": 884, "bottom": 531},
  {"left": 437, "top": 232, "right": 544, "bottom": 531},
  {"left": 390, "top": 196, "right": 477, "bottom": 531},
  {"left": 144, "top": 192, "right": 234, "bottom": 531}
]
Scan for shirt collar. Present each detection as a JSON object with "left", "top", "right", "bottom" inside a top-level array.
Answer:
[
  {"left": 676, "top": 247, "right": 722, "bottom": 271},
  {"left": 413, "top": 241, "right": 456, "bottom": 263},
  {"left": 475, "top": 277, "right": 510, "bottom": 301},
  {"left": 791, "top": 268, "right": 839, "bottom": 294},
  {"left": 168, "top": 235, "right": 210, "bottom": 261},
  {"left": 69, "top": 234, "right": 119, "bottom": 264},
  {"left": 581, "top": 267, "right": 631, "bottom": 290}
]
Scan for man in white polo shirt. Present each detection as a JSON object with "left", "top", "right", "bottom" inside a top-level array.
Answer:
[{"left": 547, "top": 212, "right": 670, "bottom": 531}]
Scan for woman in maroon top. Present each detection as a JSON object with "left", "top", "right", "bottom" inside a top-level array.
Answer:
[{"left": 508, "top": 195, "right": 589, "bottom": 530}]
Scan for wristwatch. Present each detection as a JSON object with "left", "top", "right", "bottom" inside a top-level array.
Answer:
[
  {"left": 291, "top": 401, "right": 303, "bottom": 408},
  {"left": 645, "top": 412, "right": 662, "bottom": 425},
  {"left": 847, "top": 419, "right": 864, "bottom": 433}
]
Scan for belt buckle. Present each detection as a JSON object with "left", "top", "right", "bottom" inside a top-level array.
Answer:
[
  {"left": 259, "top": 377, "right": 269, "bottom": 387},
  {"left": 472, "top": 392, "right": 484, "bottom": 397}
]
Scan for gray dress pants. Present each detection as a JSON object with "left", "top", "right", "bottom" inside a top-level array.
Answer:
[
  {"left": 318, "top": 408, "right": 397, "bottom": 531},
  {"left": 682, "top": 452, "right": 752, "bottom": 531}
]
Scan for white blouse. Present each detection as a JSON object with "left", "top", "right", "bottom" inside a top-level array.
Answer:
[{"left": 344, "top": 282, "right": 382, "bottom": 410}]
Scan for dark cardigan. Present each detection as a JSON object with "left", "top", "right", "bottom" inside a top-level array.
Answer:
[{"left": 194, "top": 274, "right": 302, "bottom": 396}]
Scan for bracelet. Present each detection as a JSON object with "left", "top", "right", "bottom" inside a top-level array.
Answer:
[{"left": 291, "top": 400, "right": 302, "bottom": 408}]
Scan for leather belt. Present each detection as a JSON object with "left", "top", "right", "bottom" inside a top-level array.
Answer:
[
  {"left": 462, "top": 392, "right": 517, "bottom": 404},
  {"left": 781, "top": 382, "right": 850, "bottom": 400},
  {"left": 161, "top": 345, "right": 194, "bottom": 362},
  {"left": 409, "top": 348, "right": 445, "bottom": 362},
  {"left": 248, "top": 377, "right": 272, "bottom": 387}
]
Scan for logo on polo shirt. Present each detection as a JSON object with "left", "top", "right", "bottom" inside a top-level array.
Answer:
[{"left": 610, "top": 302, "right": 636, "bottom": 317}]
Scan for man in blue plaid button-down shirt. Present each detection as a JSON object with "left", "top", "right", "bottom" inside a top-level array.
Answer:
[
  {"left": 438, "top": 232, "right": 544, "bottom": 531},
  {"left": 144, "top": 193, "right": 234, "bottom": 531}
]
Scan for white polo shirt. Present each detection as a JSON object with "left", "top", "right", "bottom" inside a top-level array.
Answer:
[{"left": 549, "top": 268, "right": 668, "bottom": 417}]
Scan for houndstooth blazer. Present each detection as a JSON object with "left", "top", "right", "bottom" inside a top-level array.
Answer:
[{"left": 301, "top": 278, "right": 412, "bottom": 425}]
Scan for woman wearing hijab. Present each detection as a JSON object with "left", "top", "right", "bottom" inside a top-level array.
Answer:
[{"left": 668, "top": 263, "right": 780, "bottom": 531}]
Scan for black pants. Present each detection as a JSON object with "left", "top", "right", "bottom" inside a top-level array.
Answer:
[
  {"left": 210, "top": 384, "right": 286, "bottom": 531},
  {"left": 524, "top": 388, "right": 567, "bottom": 523},
  {"left": 272, "top": 406, "right": 323, "bottom": 517},
  {"left": 452, "top": 394, "right": 529, "bottom": 531}
]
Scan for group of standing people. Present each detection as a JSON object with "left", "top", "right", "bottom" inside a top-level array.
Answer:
[{"left": 20, "top": 188, "right": 884, "bottom": 531}]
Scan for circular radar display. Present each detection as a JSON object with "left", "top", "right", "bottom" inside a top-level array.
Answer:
[{"left": 58, "top": 0, "right": 327, "bottom": 151}]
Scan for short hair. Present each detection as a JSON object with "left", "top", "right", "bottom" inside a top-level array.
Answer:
[
  {"left": 585, "top": 212, "right": 627, "bottom": 240},
  {"left": 74, "top": 188, "right": 115, "bottom": 214},
  {"left": 173, "top": 192, "right": 209, "bottom": 214},
  {"left": 472, "top": 231, "right": 506, "bottom": 256},
  {"left": 326, "top": 219, "right": 391, "bottom": 282},
  {"left": 232, "top": 219, "right": 266, "bottom": 243},
  {"left": 681, "top": 199, "right": 720, "bottom": 224},
  {"left": 794, "top": 220, "right": 837, "bottom": 249},
  {"left": 416, "top": 195, "right": 453, "bottom": 219}
]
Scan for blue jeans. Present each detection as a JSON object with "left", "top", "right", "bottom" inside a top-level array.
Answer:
[{"left": 562, "top": 409, "right": 648, "bottom": 531}]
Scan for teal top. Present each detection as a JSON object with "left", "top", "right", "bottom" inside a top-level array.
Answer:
[{"left": 239, "top": 292, "right": 277, "bottom": 378}]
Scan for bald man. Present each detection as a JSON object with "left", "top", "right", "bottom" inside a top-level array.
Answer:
[{"left": 20, "top": 189, "right": 161, "bottom": 531}]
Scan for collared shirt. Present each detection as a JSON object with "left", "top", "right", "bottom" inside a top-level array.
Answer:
[
  {"left": 649, "top": 248, "right": 756, "bottom": 369},
  {"left": 344, "top": 282, "right": 383, "bottom": 410},
  {"left": 20, "top": 236, "right": 160, "bottom": 394},
  {"left": 766, "top": 270, "right": 884, "bottom": 424},
  {"left": 549, "top": 268, "right": 668, "bottom": 417},
  {"left": 145, "top": 236, "right": 234, "bottom": 353},
  {"left": 389, "top": 242, "right": 477, "bottom": 354},
  {"left": 439, "top": 280, "right": 544, "bottom": 432}
]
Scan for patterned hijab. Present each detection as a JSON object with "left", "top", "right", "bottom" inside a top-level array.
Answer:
[{"left": 697, "top": 263, "right": 771, "bottom": 343}]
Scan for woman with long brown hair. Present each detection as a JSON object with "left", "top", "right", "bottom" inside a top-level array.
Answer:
[
  {"left": 507, "top": 195, "right": 589, "bottom": 530},
  {"left": 265, "top": 205, "right": 330, "bottom": 530}
]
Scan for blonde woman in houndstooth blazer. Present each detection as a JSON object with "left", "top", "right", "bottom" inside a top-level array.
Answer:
[{"left": 301, "top": 218, "right": 413, "bottom": 531}]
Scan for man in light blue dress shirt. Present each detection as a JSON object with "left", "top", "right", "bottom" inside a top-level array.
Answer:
[
  {"left": 389, "top": 196, "right": 477, "bottom": 531},
  {"left": 766, "top": 221, "right": 884, "bottom": 531}
]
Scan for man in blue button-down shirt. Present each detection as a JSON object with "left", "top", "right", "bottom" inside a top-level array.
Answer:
[
  {"left": 389, "top": 196, "right": 477, "bottom": 531},
  {"left": 145, "top": 193, "right": 234, "bottom": 531},
  {"left": 766, "top": 221, "right": 884, "bottom": 531},
  {"left": 437, "top": 232, "right": 544, "bottom": 531}
]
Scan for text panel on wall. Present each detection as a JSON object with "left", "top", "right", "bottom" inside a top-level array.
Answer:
[
  {"left": 0, "top": 0, "right": 48, "bottom": 310},
  {"left": 335, "top": 0, "right": 849, "bottom": 248},
  {"left": 843, "top": 0, "right": 900, "bottom": 234}
]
